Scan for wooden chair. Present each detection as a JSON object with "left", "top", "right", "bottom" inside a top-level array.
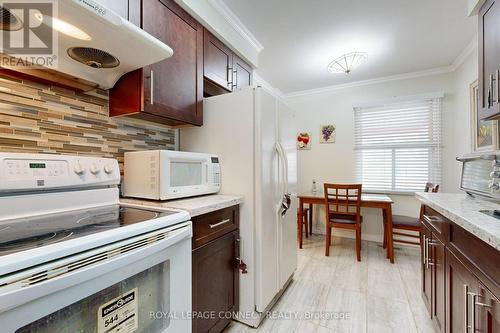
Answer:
[
  {"left": 297, "top": 207, "right": 311, "bottom": 248},
  {"left": 383, "top": 182, "right": 440, "bottom": 248},
  {"left": 324, "top": 184, "right": 363, "bottom": 261}
]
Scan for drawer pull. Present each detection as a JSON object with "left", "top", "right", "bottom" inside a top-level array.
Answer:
[
  {"left": 422, "top": 214, "right": 442, "bottom": 224},
  {"left": 209, "top": 219, "right": 231, "bottom": 229}
]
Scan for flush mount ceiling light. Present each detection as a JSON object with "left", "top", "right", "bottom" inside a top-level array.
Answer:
[{"left": 327, "top": 52, "right": 368, "bottom": 74}]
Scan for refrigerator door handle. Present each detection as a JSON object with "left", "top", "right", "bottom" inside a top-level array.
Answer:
[
  {"left": 276, "top": 142, "right": 286, "bottom": 196},
  {"left": 277, "top": 142, "right": 289, "bottom": 194},
  {"left": 276, "top": 142, "right": 291, "bottom": 217}
]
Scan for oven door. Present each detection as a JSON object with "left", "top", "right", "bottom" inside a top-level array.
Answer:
[{"left": 0, "top": 222, "right": 192, "bottom": 333}]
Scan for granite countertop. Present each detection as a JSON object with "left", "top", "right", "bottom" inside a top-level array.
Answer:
[
  {"left": 416, "top": 192, "right": 500, "bottom": 251},
  {"left": 120, "top": 194, "right": 243, "bottom": 217}
]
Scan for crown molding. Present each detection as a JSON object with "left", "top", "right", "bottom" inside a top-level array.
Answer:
[
  {"left": 285, "top": 36, "right": 478, "bottom": 99},
  {"left": 285, "top": 66, "right": 453, "bottom": 99},
  {"left": 253, "top": 72, "right": 285, "bottom": 99},
  {"left": 207, "top": 0, "right": 264, "bottom": 53},
  {"left": 450, "top": 36, "right": 478, "bottom": 72}
]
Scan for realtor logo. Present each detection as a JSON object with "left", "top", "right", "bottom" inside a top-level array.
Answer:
[{"left": 0, "top": 0, "right": 58, "bottom": 68}]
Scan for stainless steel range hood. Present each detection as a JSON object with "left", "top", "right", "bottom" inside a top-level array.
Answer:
[{"left": 0, "top": 0, "right": 173, "bottom": 89}]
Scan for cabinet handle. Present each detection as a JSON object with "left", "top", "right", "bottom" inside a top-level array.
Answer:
[
  {"left": 425, "top": 236, "right": 431, "bottom": 269},
  {"left": 475, "top": 300, "right": 492, "bottom": 308},
  {"left": 422, "top": 234, "right": 427, "bottom": 265},
  {"left": 422, "top": 214, "right": 441, "bottom": 224},
  {"left": 150, "top": 70, "right": 154, "bottom": 104},
  {"left": 232, "top": 69, "right": 238, "bottom": 89},
  {"left": 209, "top": 218, "right": 231, "bottom": 229},
  {"left": 496, "top": 69, "right": 500, "bottom": 103},
  {"left": 227, "top": 67, "right": 233, "bottom": 86},
  {"left": 235, "top": 237, "right": 248, "bottom": 274},
  {"left": 464, "top": 284, "right": 470, "bottom": 332},
  {"left": 489, "top": 74, "right": 494, "bottom": 108},
  {"left": 469, "top": 292, "right": 477, "bottom": 333}
]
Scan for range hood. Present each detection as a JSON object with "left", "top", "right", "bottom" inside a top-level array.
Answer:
[{"left": 1, "top": 0, "right": 173, "bottom": 89}]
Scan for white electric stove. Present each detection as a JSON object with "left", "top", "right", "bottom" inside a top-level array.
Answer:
[{"left": 0, "top": 153, "right": 192, "bottom": 333}]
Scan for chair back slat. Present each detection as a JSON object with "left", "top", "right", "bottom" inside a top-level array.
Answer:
[
  {"left": 424, "top": 182, "right": 440, "bottom": 193},
  {"left": 324, "top": 183, "right": 362, "bottom": 219}
]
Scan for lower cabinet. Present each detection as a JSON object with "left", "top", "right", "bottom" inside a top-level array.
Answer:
[
  {"left": 421, "top": 209, "right": 446, "bottom": 332},
  {"left": 447, "top": 249, "right": 478, "bottom": 333},
  {"left": 192, "top": 205, "right": 241, "bottom": 333},
  {"left": 420, "top": 204, "right": 500, "bottom": 333}
]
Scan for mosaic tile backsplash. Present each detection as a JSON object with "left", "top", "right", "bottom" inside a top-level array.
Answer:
[{"left": 0, "top": 75, "right": 177, "bottom": 168}]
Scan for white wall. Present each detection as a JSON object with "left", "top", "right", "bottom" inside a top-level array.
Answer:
[{"left": 286, "top": 51, "right": 478, "bottom": 243}]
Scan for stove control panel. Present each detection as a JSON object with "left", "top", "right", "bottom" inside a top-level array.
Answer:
[{"left": 0, "top": 153, "right": 120, "bottom": 192}]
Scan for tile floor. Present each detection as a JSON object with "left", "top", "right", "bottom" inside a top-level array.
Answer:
[{"left": 224, "top": 235, "right": 437, "bottom": 333}]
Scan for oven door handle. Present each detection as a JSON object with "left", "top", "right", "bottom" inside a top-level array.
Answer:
[{"left": 0, "top": 222, "right": 192, "bottom": 314}]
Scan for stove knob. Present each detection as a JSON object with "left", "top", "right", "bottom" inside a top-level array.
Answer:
[
  {"left": 489, "top": 181, "right": 500, "bottom": 191},
  {"left": 74, "top": 163, "right": 86, "bottom": 175},
  {"left": 491, "top": 171, "right": 500, "bottom": 179},
  {"left": 90, "top": 163, "right": 100, "bottom": 175},
  {"left": 104, "top": 164, "right": 114, "bottom": 174}
]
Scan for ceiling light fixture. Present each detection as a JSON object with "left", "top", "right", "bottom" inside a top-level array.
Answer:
[
  {"left": 34, "top": 13, "right": 92, "bottom": 41},
  {"left": 327, "top": 52, "right": 368, "bottom": 74}
]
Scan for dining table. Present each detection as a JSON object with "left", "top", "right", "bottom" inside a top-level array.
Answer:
[{"left": 297, "top": 191, "right": 396, "bottom": 263}]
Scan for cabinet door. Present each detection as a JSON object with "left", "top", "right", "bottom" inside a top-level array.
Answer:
[
  {"left": 422, "top": 224, "right": 432, "bottom": 315},
  {"left": 430, "top": 235, "right": 446, "bottom": 332},
  {"left": 476, "top": 284, "right": 500, "bottom": 333},
  {"left": 447, "top": 250, "right": 479, "bottom": 333},
  {"left": 142, "top": 0, "right": 203, "bottom": 125},
  {"left": 98, "top": 0, "right": 129, "bottom": 19},
  {"left": 232, "top": 55, "right": 253, "bottom": 92},
  {"left": 192, "top": 231, "right": 239, "bottom": 333},
  {"left": 479, "top": 0, "right": 500, "bottom": 119},
  {"left": 204, "top": 29, "right": 233, "bottom": 91}
]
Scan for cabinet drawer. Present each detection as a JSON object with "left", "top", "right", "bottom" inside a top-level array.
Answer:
[
  {"left": 421, "top": 206, "right": 448, "bottom": 242},
  {"left": 192, "top": 205, "right": 239, "bottom": 248},
  {"left": 448, "top": 222, "right": 500, "bottom": 298}
]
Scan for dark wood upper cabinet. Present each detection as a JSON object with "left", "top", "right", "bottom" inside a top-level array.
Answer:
[
  {"left": 203, "top": 29, "right": 253, "bottom": 96},
  {"left": 204, "top": 29, "right": 233, "bottom": 91},
  {"left": 479, "top": 0, "right": 500, "bottom": 120},
  {"left": 233, "top": 55, "right": 253, "bottom": 91},
  {"left": 109, "top": 0, "right": 204, "bottom": 126}
]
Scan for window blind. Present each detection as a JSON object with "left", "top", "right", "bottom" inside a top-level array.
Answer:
[{"left": 354, "top": 97, "right": 442, "bottom": 193}]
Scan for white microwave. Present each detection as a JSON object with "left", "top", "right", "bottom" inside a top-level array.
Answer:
[{"left": 123, "top": 150, "right": 221, "bottom": 200}]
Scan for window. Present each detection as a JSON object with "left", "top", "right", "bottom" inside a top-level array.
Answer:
[{"left": 354, "top": 95, "right": 442, "bottom": 193}]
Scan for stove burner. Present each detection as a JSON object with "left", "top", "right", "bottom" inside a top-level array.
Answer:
[
  {"left": 0, "top": 231, "right": 72, "bottom": 255},
  {"left": 0, "top": 205, "right": 172, "bottom": 257}
]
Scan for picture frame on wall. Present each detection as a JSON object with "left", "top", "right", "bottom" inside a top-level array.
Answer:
[
  {"left": 319, "top": 124, "right": 336, "bottom": 143},
  {"left": 470, "top": 80, "right": 499, "bottom": 152},
  {"left": 297, "top": 132, "right": 311, "bottom": 150}
]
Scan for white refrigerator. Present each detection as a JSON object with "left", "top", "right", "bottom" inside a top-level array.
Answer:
[{"left": 180, "top": 86, "right": 298, "bottom": 327}]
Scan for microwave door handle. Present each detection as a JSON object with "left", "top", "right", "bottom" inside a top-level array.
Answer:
[{"left": 205, "top": 163, "right": 209, "bottom": 183}]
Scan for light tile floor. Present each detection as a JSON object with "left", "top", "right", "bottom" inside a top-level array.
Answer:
[{"left": 224, "top": 235, "right": 437, "bottom": 333}]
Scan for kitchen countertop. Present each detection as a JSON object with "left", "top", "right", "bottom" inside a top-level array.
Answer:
[
  {"left": 120, "top": 194, "right": 243, "bottom": 217},
  {"left": 416, "top": 192, "right": 500, "bottom": 251}
]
